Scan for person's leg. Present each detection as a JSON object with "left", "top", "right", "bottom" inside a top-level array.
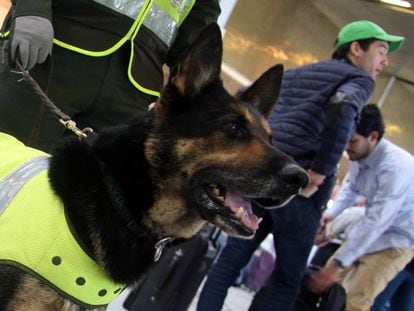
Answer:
[
  {"left": 259, "top": 195, "right": 322, "bottom": 310},
  {"left": 256, "top": 174, "right": 336, "bottom": 311},
  {"left": 340, "top": 248, "right": 413, "bottom": 311},
  {"left": 371, "top": 269, "right": 406, "bottom": 311},
  {"left": 389, "top": 270, "right": 414, "bottom": 311},
  {"left": 197, "top": 207, "right": 272, "bottom": 311}
]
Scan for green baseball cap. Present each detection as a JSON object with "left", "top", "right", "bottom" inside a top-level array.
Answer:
[{"left": 335, "top": 20, "right": 405, "bottom": 53}]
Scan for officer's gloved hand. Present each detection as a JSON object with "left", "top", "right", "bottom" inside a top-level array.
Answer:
[{"left": 10, "top": 16, "right": 54, "bottom": 70}]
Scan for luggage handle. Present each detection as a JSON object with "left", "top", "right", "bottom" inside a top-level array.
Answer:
[{"left": 209, "top": 227, "right": 221, "bottom": 243}]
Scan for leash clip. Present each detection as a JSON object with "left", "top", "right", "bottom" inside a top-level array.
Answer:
[{"left": 59, "top": 119, "right": 94, "bottom": 140}]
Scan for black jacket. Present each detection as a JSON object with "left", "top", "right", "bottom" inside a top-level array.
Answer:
[{"left": 10, "top": 0, "right": 220, "bottom": 93}]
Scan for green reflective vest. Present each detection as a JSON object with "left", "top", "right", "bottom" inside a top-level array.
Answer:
[
  {"left": 53, "top": 0, "right": 196, "bottom": 97},
  {"left": 2, "top": 0, "right": 196, "bottom": 97},
  {"left": 0, "top": 133, "right": 124, "bottom": 308}
]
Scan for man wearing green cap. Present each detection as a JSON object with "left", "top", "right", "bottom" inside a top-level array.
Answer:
[
  {"left": 333, "top": 20, "right": 404, "bottom": 79},
  {"left": 197, "top": 20, "right": 404, "bottom": 311},
  {"left": 336, "top": 20, "right": 404, "bottom": 53}
]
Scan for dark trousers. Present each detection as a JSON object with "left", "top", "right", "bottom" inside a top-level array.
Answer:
[
  {"left": 197, "top": 175, "right": 335, "bottom": 311},
  {"left": 0, "top": 44, "right": 155, "bottom": 153},
  {"left": 371, "top": 263, "right": 414, "bottom": 311}
]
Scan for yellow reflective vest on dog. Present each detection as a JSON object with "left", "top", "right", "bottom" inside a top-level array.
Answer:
[{"left": 0, "top": 133, "right": 124, "bottom": 308}]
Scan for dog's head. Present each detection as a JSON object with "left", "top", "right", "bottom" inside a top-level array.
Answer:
[{"left": 145, "top": 24, "right": 308, "bottom": 239}]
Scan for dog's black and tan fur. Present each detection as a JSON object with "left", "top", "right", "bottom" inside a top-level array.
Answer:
[{"left": 0, "top": 24, "right": 308, "bottom": 310}]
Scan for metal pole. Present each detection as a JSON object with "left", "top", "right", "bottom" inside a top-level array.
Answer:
[{"left": 377, "top": 75, "right": 396, "bottom": 108}]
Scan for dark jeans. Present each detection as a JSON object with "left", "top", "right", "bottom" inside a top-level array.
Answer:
[
  {"left": 197, "top": 175, "right": 335, "bottom": 311},
  {"left": 371, "top": 265, "right": 414, "bottom": 311}
]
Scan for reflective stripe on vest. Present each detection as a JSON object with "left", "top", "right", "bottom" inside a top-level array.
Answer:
[
  {"left": 0, "top": 31, "right": 9, "bottom": 39},
  {"left": 0, "top": 156, "right": 49, "bottom": 215},
  {"left": 93, "top": 0, "right": 146, "bottom": 20},
  {"left": 92, "top": 0, "right": 193, "bottom": 46}
]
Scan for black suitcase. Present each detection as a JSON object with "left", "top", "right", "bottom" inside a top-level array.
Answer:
[
  {"left": 124, "top": 225, "right": 221, "bottom": 311},
  {"left": 248, "top": 265, "right": 346, "bottom": 311},
  {"left": 293, "top": 266, "right": 346, "bottom": 311}
]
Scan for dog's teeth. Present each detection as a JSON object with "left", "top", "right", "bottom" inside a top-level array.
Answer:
[
  {"left": 217, "top": 195, "right": 225, "bottom": 202},
  {"left": 235, "top": 207, "right": 244, "bottom": 219},
  {"left": 258, "top": 217, "right": 263, "bottom": 224}
]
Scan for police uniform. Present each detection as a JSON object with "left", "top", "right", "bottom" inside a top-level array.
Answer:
[{"left": 0, "top": 0, "right": 220, "bottom": 151}]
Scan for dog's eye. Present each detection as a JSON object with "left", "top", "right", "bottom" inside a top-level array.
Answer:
[{"left": 222, "top": 122, "right": 239, "bottom": 135}]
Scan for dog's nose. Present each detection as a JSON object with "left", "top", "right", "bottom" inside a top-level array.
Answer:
[{"left": 280, "top": 164, "right": 309, "bottom": 192}]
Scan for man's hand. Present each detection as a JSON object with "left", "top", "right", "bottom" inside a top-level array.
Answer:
[
  {"left": 320, "top": 213, "right": 333, "bottom": 226},
  {"left": 307, "top": 169, "right": 326, "bottom": 186},
  {"left": 307, "top": 260, "right": 344, "bottom": 294},
  {"left": 314, "top": 213, "right": 334, "bottom": 245},
  {"left": 299, "top": 169, "right": 326, "bottom": 198},
  {"left": 10, "top": 16, "right": 54, "bottom": 70}
]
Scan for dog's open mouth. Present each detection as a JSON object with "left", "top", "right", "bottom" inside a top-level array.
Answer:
[{"left": 205, "top": 185, "right": 262, "bottom": 231}]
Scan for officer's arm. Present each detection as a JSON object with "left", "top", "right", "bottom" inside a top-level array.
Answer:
[{"left": 12, "top": 0, "right": 52, "bottom": 19}]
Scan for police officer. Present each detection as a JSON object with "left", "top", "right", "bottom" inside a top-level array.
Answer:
[{"left": 0, "top": 0, "right": 220, "bottom": 152}]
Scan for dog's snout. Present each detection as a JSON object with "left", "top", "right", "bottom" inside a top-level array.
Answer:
[{"left": 280, "top": 164, "right": 309, "bottom": 192}]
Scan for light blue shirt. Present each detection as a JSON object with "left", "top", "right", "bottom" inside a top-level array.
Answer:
[{"left": 326, "top": 138, "right": 414, "bottom": 267}]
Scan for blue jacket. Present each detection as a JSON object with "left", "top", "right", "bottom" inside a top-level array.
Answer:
[{"left": 269, "top": 59, "right": 374, "bottom": 176}]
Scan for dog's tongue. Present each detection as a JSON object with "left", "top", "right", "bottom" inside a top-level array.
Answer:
[{"left": 224, "top": 192, "right": 261, "bottom": 230}]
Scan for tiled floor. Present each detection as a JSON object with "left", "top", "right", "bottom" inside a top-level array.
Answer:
[
  {"left": 106, "top": 288, "right": 130, "bottom": 311},
  {"left": 188, "top": 284, "right": 254, "bottom": 311},
  {"left": 107, "top": 282, "right": 254, "bottom": 311}
]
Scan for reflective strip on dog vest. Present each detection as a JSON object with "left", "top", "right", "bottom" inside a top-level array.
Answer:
[{"left": 0, "top": 156, "right": 49, "bottom": 216}]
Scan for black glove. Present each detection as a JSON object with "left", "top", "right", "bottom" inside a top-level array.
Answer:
[{"left": 10, "top": 15, "right": 54, "bottom": 70}]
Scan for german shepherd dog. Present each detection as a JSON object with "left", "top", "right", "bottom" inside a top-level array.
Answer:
[{"left": 0, "top": 24, "right": 308, "bottom": 310}]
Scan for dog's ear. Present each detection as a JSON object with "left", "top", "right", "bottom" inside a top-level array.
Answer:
[
  {"left": 170, "top": 23, "right": 223, "bottom": 97},
  {"left": 238, "top": 64, "right": 284, "bottom": 119}
]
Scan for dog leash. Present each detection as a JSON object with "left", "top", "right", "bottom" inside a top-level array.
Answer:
[{"left": 13, "top": 60, "right": 94, "bottom": 140}]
